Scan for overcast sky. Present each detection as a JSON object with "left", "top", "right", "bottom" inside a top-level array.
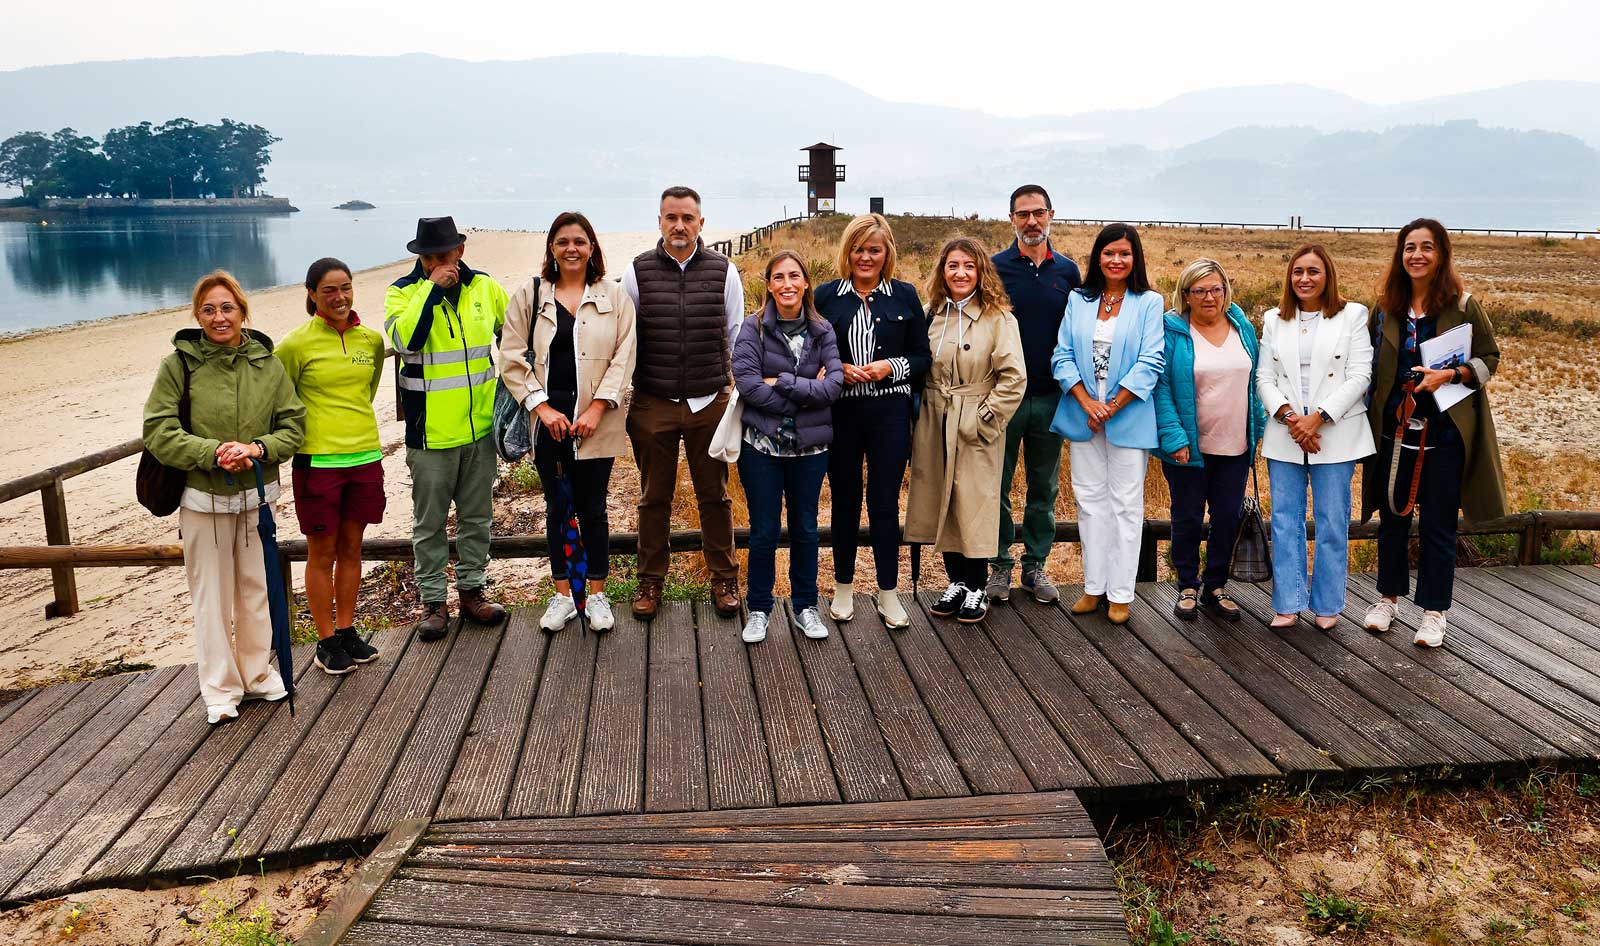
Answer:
[{"left": 5, "top": 0, "right": 1596, "bottom": 116}]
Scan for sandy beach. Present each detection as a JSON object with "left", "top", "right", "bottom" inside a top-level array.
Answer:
[{"left": 0, "top": 228, "right": 731, "bottom": 689}]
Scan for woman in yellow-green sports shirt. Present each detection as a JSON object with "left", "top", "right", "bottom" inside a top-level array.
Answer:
[{"left": 275, "top": 258, "right": 388, "bottom": 676}]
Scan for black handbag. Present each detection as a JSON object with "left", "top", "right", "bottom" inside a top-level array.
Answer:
[
  {"left": 492, "top": 277, "right": 540, "bottom": 462},
  {"left": 1230, "top": 461, "right": 1272, "bottom": 582},
  {"left": 136, "top": 357, "right": 193, "bottom": 517}
]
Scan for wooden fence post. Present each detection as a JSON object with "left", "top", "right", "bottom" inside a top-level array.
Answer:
[
  {"left": 1518, "top": 512, "right": 1544, "bottom": 565},
  {"left": 41, "top": 476, "right": 78, "bottom": 618}
]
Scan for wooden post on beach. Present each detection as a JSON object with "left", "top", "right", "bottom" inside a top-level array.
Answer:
[{"left": 40, "top": 476, "right": 78, "bottom": 618}]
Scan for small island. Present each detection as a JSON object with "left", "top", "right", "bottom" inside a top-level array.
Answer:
[{"left": 335, "top": 200, "right": 376, "bottom": 211}]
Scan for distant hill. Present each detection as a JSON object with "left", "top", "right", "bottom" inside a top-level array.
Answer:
[{"left": 1, "top": 54, "right": 1596, "bottom": 213}]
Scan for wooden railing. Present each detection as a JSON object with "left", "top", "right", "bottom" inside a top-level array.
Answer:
[{"left": 1051, "top": 218, "right": 1600, "bottom": 239}]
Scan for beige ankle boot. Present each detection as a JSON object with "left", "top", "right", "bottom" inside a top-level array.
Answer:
[
  {"left": 876, "top": 590, "right": 910, "bottom": 629},
  {"left": 829, "top": 583, "right": 855, "bottom": 621}
]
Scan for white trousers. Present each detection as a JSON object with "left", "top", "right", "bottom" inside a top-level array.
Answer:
[
  {"left": 180, "top": 506, "right": 284, "bottom": 713},
  {"left": 1069, "top": 432, "right": 1149, "bottom": 604}
]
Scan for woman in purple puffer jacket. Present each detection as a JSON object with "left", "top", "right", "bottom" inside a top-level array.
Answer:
[{"left": 732, "top": 250, "right": 845, "bottom": 645}]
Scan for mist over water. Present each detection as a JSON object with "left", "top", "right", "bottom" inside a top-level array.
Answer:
[{"left": 2, "top": 194, "right": 1595, "bottom": 335}]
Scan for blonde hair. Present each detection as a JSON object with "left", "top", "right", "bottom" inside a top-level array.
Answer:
[
  {"left": 191, "top": 270, "right": 249, "bottom": 323},
  {"left": 835, "top": 213, "right": 898, "bottom": 284},
  {"left": 925, "top": 237, "right": 1011, "bottom": 314},
  {"left": 1172, "top": 258, "right": 1232, "bottom": 317}
]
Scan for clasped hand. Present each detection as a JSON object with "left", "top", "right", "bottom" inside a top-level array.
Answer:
[
  {"left": 842, "top": 361, "right": 892, "bottom": 385},
  {"left": 1076, "top": 393, "right": 1115, "bottom": 432},
  {"left": 1285, "top": 411, "right": 1323, "bottom": 454},
  {"left": 215, "top": 440, "right": 261, "bottom": 473},
  {"left": 536, "top": 401, "right": 608, "bottom": 441}
]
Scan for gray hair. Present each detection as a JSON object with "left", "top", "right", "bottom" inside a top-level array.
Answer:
[{"left": 1173, "top": 257, "right": 1232, "bottom": 316}]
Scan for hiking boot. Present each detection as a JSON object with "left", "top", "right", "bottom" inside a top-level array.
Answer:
[
  {"left": 984, "top": 568, "right": 1012, "bottom": 602},
  {"left": 742, "top": 610, "right": 769, "bottom": 644},
  {"left": 829, "top": 583, "right": 855, "bottom": 621},
  {"left": 586, "top": 593, "right": 615, "bottom": 632},
  {"left": 633, "top": 578, "right": 663, "bottom": 620},
  {"left": 459, "top": 585, "right": 506, "bottom": 625},
  {"left": 711, "top": 578, "right": 740, "bottom": 618},
  {"left": 793, "top": 607, "right": 829, "bottom": 640},
  {"left": 1107, "top": 601, "right": 1132, "bottom": 625},
  {"left": 1021, "top": 568, "right": 1059, "bottom": 604},
  {"left": 541, "top": 593, "right": 578, "bottom": 632},
  {"left": 417, "top": 601, "right": 451, "bottom": 642},
  {"left": 1204, "top": 589, "right": 1241, "bottom": 623},
  {"left": 315, "top": 635, "right": 356, "bottom": 676},
  {"left": 930, "top": 582, "right": 967, "bottom": 619},
  {"left": 1070, "top": 593, "right": 1103, "bottom": 615},
  {"left": 337, "top": 626, "right": 379, "bottom": 663},
  {"left": 957, "top": 587, "right": 989, "bottom": 624},
  {"left": 1364, "top": 597, "right": 1398, "bottom": 633},
  {"left": 875, "top": 590, "right": 910, "bottom": 629},
  {"left": 1415, "top": 610, "right": 1448, "bottom": 648}
]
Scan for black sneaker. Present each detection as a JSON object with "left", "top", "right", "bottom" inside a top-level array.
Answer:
[
  {"left": 930, "top": 582, "right": 967, "bottom": 618},
  {"left": 957, "top": 587, "right": 989, "bottom": 624},
  {"left": 315, "top": 635, "right": 355, "bottom": 676},
  {"left": 338, "top": 626, "right": 379, "bottom": 663}
]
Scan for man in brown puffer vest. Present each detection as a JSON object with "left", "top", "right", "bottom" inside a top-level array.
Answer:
[{"left": 621, "top": 186, "right": 746, "bottom": 619}]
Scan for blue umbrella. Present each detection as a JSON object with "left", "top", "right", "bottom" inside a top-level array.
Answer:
[
  {"left": 250, "top": 459, "right": 296, "bottom": 714},
  {"left": 550, "top": 458, "right": 589, "bottom": 635}
]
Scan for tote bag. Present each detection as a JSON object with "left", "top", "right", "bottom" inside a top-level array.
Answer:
[
  {"left": 492, "top": 278, "right": 539, "bottom": 462},
  {"left": 136, "top": 358, "right": 193, "bottom": 516},
  {"left": 1230, "top": 462, "right": 1272, "bottom": 583},
  {"left": 707, "top": 388, "right": 744, "bottom": 463}
]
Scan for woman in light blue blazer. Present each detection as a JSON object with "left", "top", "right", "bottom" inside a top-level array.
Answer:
[{"left": 1050, "top": 223, "right": 1165, "bottom": 625}]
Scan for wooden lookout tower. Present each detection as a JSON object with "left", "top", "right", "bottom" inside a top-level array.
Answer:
[{"left": 799, "top": 142, "right": 845, "bottom": 215}]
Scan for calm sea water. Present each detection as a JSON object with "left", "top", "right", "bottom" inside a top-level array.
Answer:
[{"left": 2, "top": 194, "right": 1594, "bottom": 335}]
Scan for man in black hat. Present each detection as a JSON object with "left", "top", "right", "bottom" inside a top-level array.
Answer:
[{"left": 384, "top": 216, "right": 509, "bottom": 639}]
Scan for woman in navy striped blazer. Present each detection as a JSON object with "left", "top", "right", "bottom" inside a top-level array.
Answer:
[{"left": 815, "top": 214, "right": 932, "bottom": 630}]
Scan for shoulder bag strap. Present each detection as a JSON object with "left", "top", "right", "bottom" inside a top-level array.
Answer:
[
  {"left": 177, "top": 356, "right": 193, "bottom": 432},
  {"left": 1386, "top": 380, "right": 1427, "bottom": 517}
]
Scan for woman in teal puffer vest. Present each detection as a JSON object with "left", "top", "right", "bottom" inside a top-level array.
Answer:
[
  {"left": 1152, "top": 259, "right": 1266, "bottom": 622},
  {"left": 143, "top": 271, "right": 305, "bottom": 724}
]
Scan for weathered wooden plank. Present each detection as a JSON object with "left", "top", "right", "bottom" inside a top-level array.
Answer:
[
  {"left": 0, "top": 675, "right": 125, "bottom": 798},
  {"left": 1060, "top": 596, "right": 1285, "bottom": 780},
  {"left": 0, "top": 682, "right": 84, "bottom": 762},
  {"left": 394, "top": 867, "right": 1128, "bottom": 922},
  {"left": 1136, "top": 583, "right": 1407, "bottom": 770},
  {"left": 892, "top": 601, "right": 1032, "bottom": 794},
  {"left": 576, "top": 613, "right": 649, "bottom": 816},
  {"left": 1460, "top": 569, "right": 1600, "bottom": 658},
  {"left": 0, "top": 667, "right": 178, "bottom": 843},
  {"left": 83, "top": 645, "right": 322, "bottom": 885},
  {"left": 3, "top": 669, "right": 200, "bottom": 901},
  {"left": 745, "top": 604, "right": 841, "bottom": 806},
  {"left": 343, "top": 924, "right": 644, "bottom": 946},
  {"left": 413, "top": 837, "right": 1107, "bottom": 864},
  {"left": 364, "top": 877, "right": 1128, "bottom": 945},
  {"left": 292, "top": 622, "right": 462, "bottom": 852},
  {"left": 1558, "top": 564, "right": 1600, "bottom": 588},
  {"left": 787, "top": 609, "right": 905, "bottom": 804},
  {"left": 831, "top": 595, "right": 969, "bottom": 799},
  {"left": 695, "top": 601, "right": 776, "bottom": 810},
  {"left": 295, "top": 817, "right": 431, "bottom": 946},
  {"left": 365, "top": 620, "right": 503, "bottom": 834},
  {"left": 426, "top": 813, "right": 1100, "bottom": 846},
  {"left": 0, "top": 688, "right": 36, "bottom": 732},
  {"left": 507, "top": 615, "right": 599, "bottom": 818},
  {"left": 643, "top": 601, "right": 708, "bottom": 813},
  {"left": 1526, "top": 565, "right": 1600, "bottom": 609},
  {"left": 164, "top": 627, "right": 409, "bottom": 871},
  {"left": 920, "top": 601, "right": 1097, "bottom": 790},
  {"left": 436, "top": 610, "right": 548, "bottom": 821},
  {"left": 1231, "top": 581, "right": 1564, "bottom": 764},
  {"left": 1011, "top": 599, "right": 1222, "bottom": 785}
]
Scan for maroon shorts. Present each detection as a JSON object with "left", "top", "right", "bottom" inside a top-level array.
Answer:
[{"left": 292, "top": 460, "right": 386, "bottom": 535}]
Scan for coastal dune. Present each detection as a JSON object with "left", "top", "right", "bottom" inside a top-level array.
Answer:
[{"left": 0, "top": 228, "right": 728, "bottom": 688}]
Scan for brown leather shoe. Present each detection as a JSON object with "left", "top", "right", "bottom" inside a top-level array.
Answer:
[
  {"left": 458, "top": 586, "right": 506, "bottom": 625},
  {"left": 1070, "top": 593, "right": 1103, "bottom": 615},
  {"left": 633, "top": 578, "right": 663, "bottom": 620},
  {"left": 1107, "top": 602, "right": 1131, "bottom": 625},
  {"left": 711, "top": 578, "right": 740, "bottom": 618},
  {"left": 417, "top": 601, "right": 451, "bottom": 642}
]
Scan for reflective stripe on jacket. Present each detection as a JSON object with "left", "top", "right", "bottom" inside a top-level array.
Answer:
[{"left": 384, "top": 260, "right": 508, "bottom": 449}]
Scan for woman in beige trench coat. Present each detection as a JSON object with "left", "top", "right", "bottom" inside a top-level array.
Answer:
[{"left": 905, "top": 236, "right": 1027, "bottom": 624}]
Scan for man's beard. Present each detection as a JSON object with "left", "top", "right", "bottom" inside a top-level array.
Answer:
[{"left": 1017, "top": 229, "right": 1046, "bottom": 247}]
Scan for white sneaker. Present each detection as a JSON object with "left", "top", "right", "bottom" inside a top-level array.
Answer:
[
  {"left": 243, "top": 671, "right": 287, "bottom": 703},
  {"left": 742, "top": 611, "right": 769, "bottom": 644},
  {"left": 1415, "top": 610, "right": 1447, "bottom": 648},
  {"left": 541, "top": 594, "right": 577, "bottom": 631},
  {"left": 1364, "top": 598, "right": 1399, "bottom": 633},
  {"left": 206, "top": 703, "right": 240, "bottom": 725},
  {"left": 585, "top": 593, "right": 615, "bottom": 632},
  {"left": 793, "top": 607, "right": 829, "bottom": 640},
  {"left": 829, "top": 583, "right": 855, "bottom": 621},
  {"left": 876, "top": 589, "right": 910, "bottom": 629}
]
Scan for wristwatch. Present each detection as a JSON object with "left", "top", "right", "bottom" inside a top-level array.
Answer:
[
  {"left": 1319, "top": 409, "right": 1334, "bottom": 424},
  {"left": 251, "top": 439, "right": 268, "bottom": 461}
]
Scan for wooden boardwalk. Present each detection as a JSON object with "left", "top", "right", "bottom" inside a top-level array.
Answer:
[
  {"left": 1, "top": 564, "right": 1600, "bottom": 913},
  {"left": 340, "top": 792, "right": 1129, "bottom": 946}
]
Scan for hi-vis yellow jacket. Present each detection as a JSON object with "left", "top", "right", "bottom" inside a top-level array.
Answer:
[{"left": 384, "top": 260, "right": 508, "bottom": 449}]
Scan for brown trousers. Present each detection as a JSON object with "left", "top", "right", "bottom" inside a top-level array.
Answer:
[{"left": 625, "top": 390, "right": 737, "bottom": 581}]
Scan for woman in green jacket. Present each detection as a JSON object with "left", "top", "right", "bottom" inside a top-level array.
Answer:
[{"left": 143, "top": 271, "right": 305, "bottom": 724}]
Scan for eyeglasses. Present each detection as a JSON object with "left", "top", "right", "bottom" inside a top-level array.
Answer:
[
  {"left": 1010, "top": 209, "right": 1051, "bottom": 221},
  {"left": 200, "top": 303, "right": 240, "bottom": 315},
  {"left": 1185, "top": 287, "right": 1226, "bottom": 298}
]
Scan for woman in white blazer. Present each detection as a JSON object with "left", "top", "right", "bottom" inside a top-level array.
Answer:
[{"left": 1256, "top": 244, "right": 1373, "bottom": 629}]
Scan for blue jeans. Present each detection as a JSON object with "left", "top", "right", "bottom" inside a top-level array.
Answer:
[
  {"left": 1267, "top": 458, "right": 1357, "bottom": 616},
  {"left": 739, "top": 448, "right": 828, "bottom": 613}
]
